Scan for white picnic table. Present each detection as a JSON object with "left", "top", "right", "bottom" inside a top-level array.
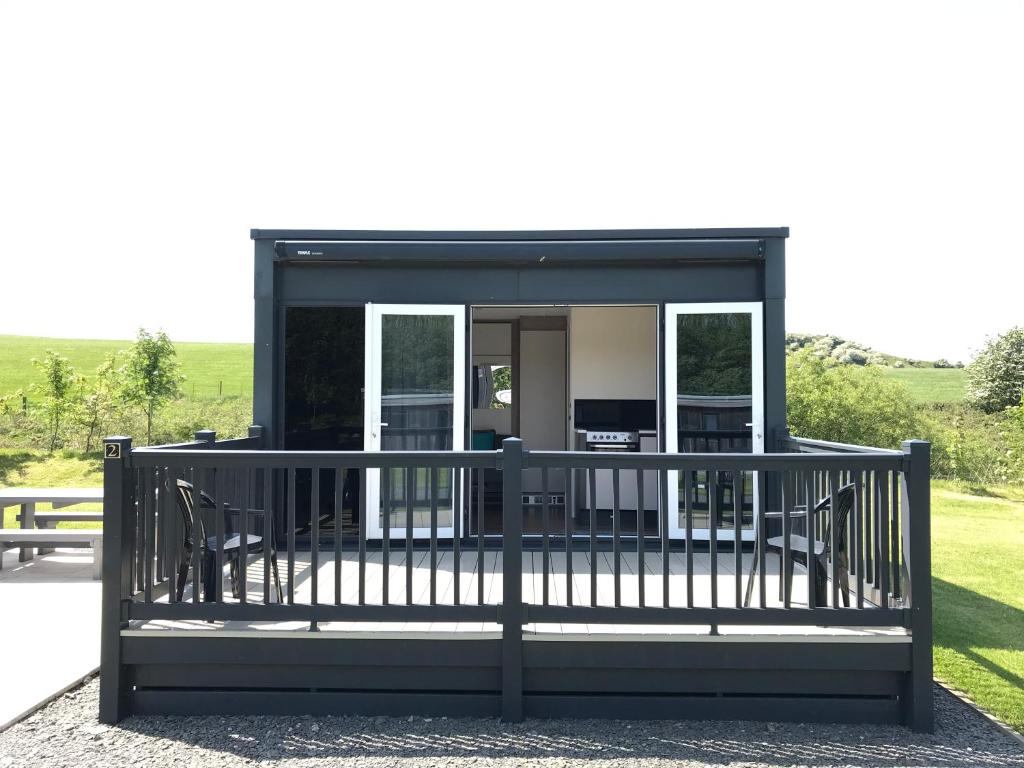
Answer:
[{"left": 0, "top": 487, "right": 103, "bottom": 562}]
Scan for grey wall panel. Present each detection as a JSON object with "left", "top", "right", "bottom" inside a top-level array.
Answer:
[{"left": 276, "top": 264, "right": 764, "bottom": 306}]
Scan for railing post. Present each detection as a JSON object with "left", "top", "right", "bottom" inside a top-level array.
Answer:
[
  {"left": 99, "top": 435, "right": 133, "bottom": 724},
  {"left": 195, "top": 429, "right": 216, "bottom": 445},
  {"left": 248, "top": 424, "right": 265, "bottom": 447},
  {"left": 900, "top": 439, "right": 933, "bottom": 732},
  {"left": 501, "top": 438, "right": 524, "bottom": 722}
]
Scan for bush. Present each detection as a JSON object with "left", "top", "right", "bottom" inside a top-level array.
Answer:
[
  {"left": 920, "top": 403, "right": 1024, "bottom": 486},
  {"left": 786, "top": 350, "right": 919, "bottom": 449},
  {"left": 965, "top": 327, "right": 1024, "bottom": 413}
]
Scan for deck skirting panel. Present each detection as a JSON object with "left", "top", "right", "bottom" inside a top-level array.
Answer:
[{"left": 121, "top": 634, "right": 911, "bottom": 724}]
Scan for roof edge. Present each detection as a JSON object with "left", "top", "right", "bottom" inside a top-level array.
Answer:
[{"left": 250, "top": 227, "right": 789, "bottom": 241}]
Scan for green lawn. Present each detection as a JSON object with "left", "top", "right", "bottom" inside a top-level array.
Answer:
[
  {"left": 0, "top": 334, "right": 253, "bottom": 400},
  {"left": 880, "top": 367, "right": 967, "bottom": 404},
  {"left": 932, "top": 480, "right": 1024, "bottom": 732},
  {"left": 0, "top": 450, "right": 104, "bottom": 528}
]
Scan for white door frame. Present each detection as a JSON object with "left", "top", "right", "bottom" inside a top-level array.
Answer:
[
  {"left": 364, "top": 303, "right": 466, "bottom": 539},
  {"left": 664, "top": 302, "right": 764, "bottom": 541}
]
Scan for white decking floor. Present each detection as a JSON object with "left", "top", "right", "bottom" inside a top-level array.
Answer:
[{"left": 128, "top": 549, "right": 908, "bottom": 640}]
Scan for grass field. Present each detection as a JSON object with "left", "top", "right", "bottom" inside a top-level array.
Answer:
[
  {"left": 879, "top": 367, "right": 967, "bottom": 404},
  {"left": 932, "top": 480, "right": 1024, "bottom": 732},
  {"left": 0, "top": 335, "right": 253, "bottom": 400}
]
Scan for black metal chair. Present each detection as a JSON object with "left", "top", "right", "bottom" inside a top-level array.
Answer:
[
  {"left": 767, "top": 483, "right": 855, "bottom": 607},
  {"left": 173, "top": 478, "right": 283, "bottom": 603}
]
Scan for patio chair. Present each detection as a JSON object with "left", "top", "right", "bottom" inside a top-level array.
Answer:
[
  {"left": 172, "top": 478, "right": 283, "bottom": 603},
  {"left": 767, "top": 483, "right": 855, "bottom": 607}
]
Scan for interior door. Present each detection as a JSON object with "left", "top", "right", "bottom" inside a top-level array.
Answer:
[
  {"left": 365, "top": 304, "right": 465, "bottom": 539},
  {"left": 664, "top": 303, "right": 763, "bottom": 541}
]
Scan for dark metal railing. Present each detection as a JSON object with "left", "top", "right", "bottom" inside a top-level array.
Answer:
[{"left": 100, "top": 426, "right": 932, "bottom": 726}]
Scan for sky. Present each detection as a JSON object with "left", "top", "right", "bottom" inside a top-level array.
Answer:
[{"left": 1, "top": 1, "right": 1021, "bottom": 364}]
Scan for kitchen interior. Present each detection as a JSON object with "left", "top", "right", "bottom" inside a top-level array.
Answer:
[{"left": 471, "top": 305, "right": 660, "bottom": 537}]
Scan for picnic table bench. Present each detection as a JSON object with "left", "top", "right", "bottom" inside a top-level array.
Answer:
[
  {"left": 0, "top": 487, "right": 103, "bottom": 573},
  {"left": 0, "top": 529, "right": 103, "bottom": 579}
]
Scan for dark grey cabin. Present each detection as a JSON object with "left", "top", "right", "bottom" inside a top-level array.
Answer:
[{"left": 99, "top": 228, "right": 933, "bottom": 732}]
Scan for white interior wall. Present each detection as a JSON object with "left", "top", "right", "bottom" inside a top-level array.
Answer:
[
  {"left": 568, "top": 306, "right": 658, "bottom": 431},
  {"left": 519, "top": 327, "right": 567, "bottom": 493}
]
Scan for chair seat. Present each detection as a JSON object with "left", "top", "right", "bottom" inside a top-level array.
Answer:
[
  {"left": 205, "top": 534, "right": 263, "bottom": 552},
  {"left": 766, "top": 534, "right": 825, "bottom": 558}
]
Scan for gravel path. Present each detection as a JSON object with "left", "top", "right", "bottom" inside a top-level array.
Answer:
[{"left": 1, "top": 679, "right": 1021, "bottom": 767}]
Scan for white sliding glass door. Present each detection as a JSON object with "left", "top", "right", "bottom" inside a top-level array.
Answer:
[
  {"left": 664, "top": 302, "right": 764, "bottom": 541},
  {"left": 364, "top": 304, "right": 465, "bottom": 539}
]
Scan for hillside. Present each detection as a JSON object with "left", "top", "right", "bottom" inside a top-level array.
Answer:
[
  {"left": 0, "top": 335, "right": 253, "bottom": 400},
  {"left": 786, "top": 332, "right": 962, "bottom": 369},
  {"left": 0, "top": 332, "right": 966, "bottom": 405}
]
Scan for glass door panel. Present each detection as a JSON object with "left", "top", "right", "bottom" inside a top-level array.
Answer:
[
  {"left": 365, "top": 305, "right": 465, "bottom": 539},
  {"left": 665, "top": 303, "right": 763, "bottom": 540}
]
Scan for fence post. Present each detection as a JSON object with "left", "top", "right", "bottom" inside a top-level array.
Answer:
[
  {"left": 900, "top": 439, "right": 933, "bottom": 732},
  {"left": 501, "top": 438, "right": 524, "bottom": 722},
  {"left": 248, "top": 424, "right": 265, "bottom": 447},
  {"left": 195, "top": 429, "right": 216, "bottom": 445},
  {"left": 99, "top": 436, "right": 133, "bottom": 724}
]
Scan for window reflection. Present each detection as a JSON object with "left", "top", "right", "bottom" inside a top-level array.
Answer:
[{"left": 676, "top": 313, "right": 754, "bottom": 531}]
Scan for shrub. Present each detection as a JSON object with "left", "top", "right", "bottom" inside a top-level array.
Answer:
[
  {"left": 119, "top": 329, "right": 185, "bottom": 444},
  {"left": 965, "top": 327, "right": 1024, "bottom": 413},
  {"left": 31, "top": 351, "right": 79, "bottom": 451},
  {"left": 786, "top": 350, "right": 919, "bottom": 449},
  {"left": 920, "top": 403, "right": 1024, "bottom": 486}
]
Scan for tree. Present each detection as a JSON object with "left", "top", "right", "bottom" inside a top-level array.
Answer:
[
  {"left": 78, "top": 353, "right": 119, "bottom": 452},
  {"left": 120, "top": 329, "right": 184, "bottom": 444},
  {"left": 786, "top": 350, "right": 919, "bottom": 449},
  {"left": 32, "top": 351, "right": 78, "bottom": 451},
  {"left": 965, "top": 327, "right": 1024, "bottom": 413}
]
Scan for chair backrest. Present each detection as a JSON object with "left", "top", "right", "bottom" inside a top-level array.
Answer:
[
  {"left": 820, "top": 483, "right": 856, "bottom": 556},
  {"left": 173, "top": 479, "right": 218, "bottom": 552}
]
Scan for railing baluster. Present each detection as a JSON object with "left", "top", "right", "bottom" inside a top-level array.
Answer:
[
  {"left": 382, "top": 469, "right": 390, "bottom": 605},
  {"left": 335, "top": 467, "right": 344, "bottom": 606},
  {"left": 781, "top": 469, "right": 791, "bottom": 609},
  {"left": 406, "top": 467, "right": 414, "bottom": 606},
  {"left": 878, "top": 470, "right": 890, "bottom": 608},
  {"left": 430, "top": 466, "right": 438, "bottom": 606},
  {"left": 163, "top": 467, "right": 176, "bottom": 604},
  {"left": 134, "top": 468, "right": 144, "bottom": 594},
  {"left": 566, "top": 466, "right": 573, "bottom": 607},
  {"left": 864, "top": 470, "right": 874, "bottom": 582},
  {"left": 733, "top": 471, "right": 742, "bottom": 608},
  {"left": 541, "top": 467, "right": 550, "bottom": 606},
  {"left": 829, "top": 470, "right": 840, "bottom": 608},
  {"left": 310, "top": 466, "right": 319, "bottom": 614},
  {"left": 804, "top": 470, "right": 815, "bottom": 609},
  {"left": 477, "top": 466, "right": 485, "bottom": 606},
  {"left": 142, "top": 470, "right": 153, "bottom": 602},
  {"left": 757, "top": 469, "right": 767, "bottom": 608},
  {"left": 263, "top": 467, "right": 272, "bottom": 605},
  {"left": 154, "top": 468, "right": 164, "bottom": 584},
  {"left": 287, "top": 468, "right": 296, "bottom": 605},
  {"left": 890, "top": 469, "right": 901, "bottom": 601},
  {"left": 191, "top": 467, "right": 201, "bottom": 604},
  {"left": 661, "top": 468, "right": 669, "bottom": 608},
  {"left": 636, "top": 467, "right": 645, "bottom": 608},
  {"left": 854, "top": 470, "right": 864, "bottom": 609},
  {"left": 453, "top": 468, "right": 460, "bottom": 605},
  {"left": 684, "top": 469, "right": 693, "bottom": 608},
  {"left": 612, "top": 468, "right": 621, "bottom": 608},
  {"left": 588, "top": 468, "right": 597, "bottom": 607},
  {"left": 358, "top": 467, "right": 367, "bottom": 605},
  {"left": 239, "top": 467, "right": 249, "bottom": 604},
  {"left": 709, "top": 469, "right": 718, "bottom": 616}
]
